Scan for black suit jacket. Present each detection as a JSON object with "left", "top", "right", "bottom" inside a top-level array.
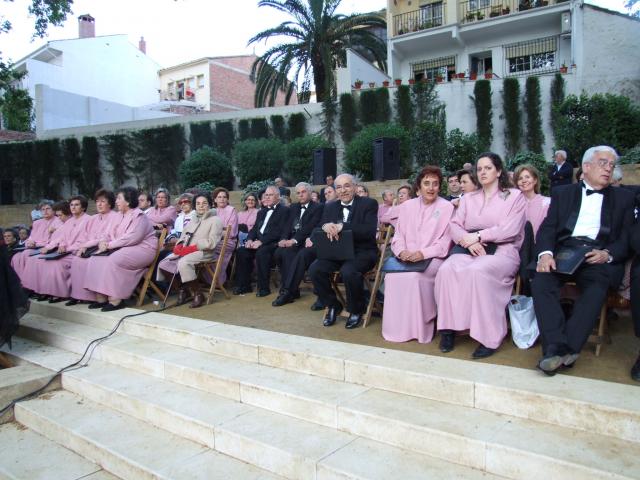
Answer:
[
  {"left": 548, "top": 162, "right": 573, "bottom": 188},
  {"left": 248, "top": 204, "right": 289, "bottom": 246},
  {"left": 281, "top": 202, "right": 323, "bottom": 244},
  {"left": 535, "top": 183, "right": 635, "bottom": 263},
  {"left": 319, "top": 195, "right": 378, "bottom": 252}
]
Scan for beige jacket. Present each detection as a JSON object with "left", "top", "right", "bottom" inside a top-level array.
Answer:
[{"left": 179, "top": 209, "right": 223, "bottom": 252}]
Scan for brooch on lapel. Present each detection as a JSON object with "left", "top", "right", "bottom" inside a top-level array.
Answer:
[
  {"left": 499, "top": 190, "right": 511, "bottom": 201},
  {"left": 432, "top": 209, "right": 441, "bottom": 219}
]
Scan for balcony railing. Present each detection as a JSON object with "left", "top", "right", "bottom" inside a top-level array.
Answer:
[
  {"left": 393, "top": 3, "right": 446, "bottom": 37},
  {"left": 459, "top": 0, "right": 566, "bottom": 24}
]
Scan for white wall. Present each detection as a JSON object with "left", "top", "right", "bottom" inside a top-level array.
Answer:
[
  {"left": 337, "top": 49, "right": 391, "bottom": 94},
  {"left": 159, "top": 60, "right": 210, "bottom": 109}
]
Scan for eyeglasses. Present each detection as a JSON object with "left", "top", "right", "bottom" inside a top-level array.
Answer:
[
  {"left": 594, "top": 158, "right": 616, "bottom": 169},
  {"left": 179, "top": 200, "right": 191, "bottom": 204}
]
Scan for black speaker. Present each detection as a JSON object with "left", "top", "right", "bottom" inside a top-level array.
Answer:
[
  {"left": 373, "top": 137, "right": 400, "bottom": 181},
  {"left": 313, "top": 148, "right": 337, "bottom": 185}
]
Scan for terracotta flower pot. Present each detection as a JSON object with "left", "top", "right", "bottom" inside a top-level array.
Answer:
[
  {"left": 382, "top": 80, "right": 390, "bottom": 87},
  {"left": 394, "top": 79, "right": 402, "bottom": 86}
]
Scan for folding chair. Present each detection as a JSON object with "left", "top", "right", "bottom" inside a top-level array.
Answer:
[
  {"left": 136, "top": 228, "right": 167, "bottom": 307},
  {"left": 198, "top": 225, "right": 232, "bottom": 304},
  {"left": 363, "top": 225, "right": 394, "bottom": 327}
]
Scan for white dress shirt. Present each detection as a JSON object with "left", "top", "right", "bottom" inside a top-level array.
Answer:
[
  {"left": 572, "top": 180, "right": 603, "bottom": 240},
  {"left": 260, "top": 207, "right": 275, "bottom": 235},
  {"left": 341, "top": 201, "right": 353, "bottom": 223}
]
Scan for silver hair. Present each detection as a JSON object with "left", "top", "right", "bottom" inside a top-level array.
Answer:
[
  {"left": 581, "top": 145, "right": 619, "bottom": 167},
  {"left": 38, "top": 199, "right": 54, "bottom": 209},
  {"left": 335, "top": 173, "right": 355, "bottom": 184},
  {"left": 295, "top": 182, "right": 312, "bottom": 192},
  {"left": 265, "top": 185, "right": 281, "bottom": 198},
  {"left": 554, "top": 150, "right": 567, "bottom": 161},
  {"left": 381, "top": 189, "right": 394, "bottom": 198},
  {"left": 177, "top": 193, "right": 194, "bottom": 202},
  {"left": 612, "top": 165, "right": 623, "bottom": 183}
]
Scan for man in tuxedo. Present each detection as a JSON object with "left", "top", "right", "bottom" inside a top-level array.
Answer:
[
  {"left": 271, "top": 182, "right": 323, "bottom": 307},
  {"left": 548, "top": 150, "right": 573, "bottom": 190},
  {"left": 233, "top": 186, "right": 289, "bottom": 297},
  {"left": 630, "top": 192, "right": 640, "bottom": 381},
  {"left": 532, "top": 146, "right": 636, "bottom": 375},
  {"left": 309, "top": 173, "right": 378, "bottom": 329},
  {"left": 445, "top": 173, "right": 462, "bottom": 201},
  {"left": 319, "top": 175, "right": 335, "bottom": 203}
]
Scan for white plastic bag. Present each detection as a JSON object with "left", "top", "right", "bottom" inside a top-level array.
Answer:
[{"left": 508, "top": 295, "right": 539, "bottom": 349}]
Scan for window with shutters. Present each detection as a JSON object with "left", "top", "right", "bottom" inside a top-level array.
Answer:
[{"left": 504, "top": 36, "right": 558, "bottom": 76}]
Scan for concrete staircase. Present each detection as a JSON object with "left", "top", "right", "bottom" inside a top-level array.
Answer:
[{"left": 1, "top": 301, "right": 639, "bottom": 480}]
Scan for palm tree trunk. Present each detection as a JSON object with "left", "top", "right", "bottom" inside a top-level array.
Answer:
[{"left": 312, "top": 57, "right": 327, "bottom": 103}]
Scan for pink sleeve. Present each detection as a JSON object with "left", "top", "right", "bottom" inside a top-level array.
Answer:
[
  {"left": 448, "top": 196, "right": 469, "bottom": 243},
  {"left": 107, "top": 215, "right": 152, "bottom": 249},
  {"left": 379, "top": 206, "right": 398, "bottom": 225},
  {"left": 479, "top": 192, "right": 527, "bottom": 244},
  {"left": 421, "top": 203, "right": 454, "bottom": 259},
  {"left": 390, "top": 209, "right": 407, "bottom": 256},
  {"left": 228, "top": 208, "right": 239, "bottom": 238}
]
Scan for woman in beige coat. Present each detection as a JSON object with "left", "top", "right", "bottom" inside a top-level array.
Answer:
[{"left": 157, "top": 193, "right": 223, "bottom": 308}]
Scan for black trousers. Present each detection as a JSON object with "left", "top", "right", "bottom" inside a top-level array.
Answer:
[
  {"left": 631, "top": 256, "right": 640, "bottom": 338},
  {"left": 273, "top": 245, "right": 302, "bottom": 291},
  {"left": 531, "top": 263, "right": 610, "bottom": 355},
  {"left": 277, "top": 247, "right": 317, "bottom": 294},
  {"left": 235, "top": 244, "right": 278, "bottom": 292},
  {"left": 309, "top": 251, "right": 377, "bottom": 315}
]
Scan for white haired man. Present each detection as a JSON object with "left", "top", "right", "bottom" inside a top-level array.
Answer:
[{"left": 548, "top": 150, "right": 573, "bottom": 190}]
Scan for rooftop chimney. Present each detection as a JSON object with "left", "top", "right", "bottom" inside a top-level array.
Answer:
[
  {"left": 139, "top": 36, "right": 147, "bottom": 54},
  {"left": 78, "top": 14, "right": 95, "bottom": 38}
]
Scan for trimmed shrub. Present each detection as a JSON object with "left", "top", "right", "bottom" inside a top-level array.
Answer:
[
  {"left": 178, "top": 146, "right": 234, "bottom": 191},
  {"left": 524, "top": 76, "right": 544, "bottom": 153},
  {"left": 250, "top": 117, "right": 270, "bottom": 139},
  {"left": 33, "top": 139, "right": 62, "bottom": 200},
  {"left": 444, "top": 129, "right": 483, "bottom": 173},
  {"left": 375, "top": 87, "right": 391, "bottom": 123},
  {"left": 243, "top": 179, "right": 274, "bottom": 198},
  {"left": 238, "top": 119, "right": 250, "bottom": 141},
  {"left": 412, "top": 121, "right": 447, "bottom": 169},
  {"left": 412, "top": 80, "right": 442, "bottom": 123},
  {"left": 288, "top": 113, "right": 307, "bottom": 139},
  {"left": 322, "top": 96, "right": 338, "bottom": 145},
  {"left": 507, "top": 150, "right": 550, "bottom": 195},
  {"left": 61, "top": 138, "right": 82, "bottom": 192},
  {"left": 101, "top": 134, "right": 131, "bottom": 187},
  {"left": 215, "top": 121, "right": 235, "bottom": 155},
  {"left": 284, "top": 135, "right": 331, "bottom": 184},
  {"left": 270, "top": 115, "right": 286, "bottom": 140},
  {"left": 233, "top": 138, "right": 286, "bottom": 186},
  {"left": 190, "top": 121, "right": 215, "bottom": 150},
  {"left": 80, "top": 136, "right": 102, "bottom": 196},
  {"left": 344, "top": 123, "right": 411, "bottom": 181},
  {"left": 394, "top": 85, "right": 413, "bottom": 130},
  {"left": 550, "top": 73, "right": 565, "bottom": 144},
  {"left": 503, "top": 77, "right": 522, "bottom": 159},
  {"left": 620, "top": 145, "right": 640, "bottom": 165},
  {"left": 359, "top": 90, "right": 378, "bottom": 126},
  {"left": 339, "top": 93, "right": 359, "bottom": 144},
  {"left": 473, "top": 80, "right": 493, "bottom": 150},
  {"left": 129, "top": 125, "right": 185, "bottom": 191}
]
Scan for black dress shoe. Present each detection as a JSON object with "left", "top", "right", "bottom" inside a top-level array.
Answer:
[
  {"left": 233, "top": 286, "right": 251, "bottom": 295},
  {"left": 35, "top": 294, "right": 50, "bottom": 302},
  {"left": 310, "top": 299, "right": 326, "bottom": 311},
  {"left": 48, "top": 297, "right": 66, "bottom": 304},
  {"left": 631, "top": 353, "right": 640, "bottom": 382},
  {"left": 256, "top": 289, "right": 271, "bottom": 298},
  {"left": 65, "top": 299, "right": 79, "bottom": 306},
  {"left": 439, "top": 331, "right": 455, "bottom": 353},
  {"left": 88, "top": 301, "right": 108, "bottom": 309},
  {"left": 291, "top": 290, "right": 301, "bottom": 300},
  {"left": 101, "top": 302, "right": 125, "bottom": 312},
  {"left": 345, "top": 313, "right": 363, "bottom": 329},
  {"left": 472, "top": 344, "right": 496, "bottom": 359},
  {"left": 272, "top": 292, "right": 294, "bottom": 307},
  {"left": 323, "top": 305, "right": 343, "bottom": 327}
]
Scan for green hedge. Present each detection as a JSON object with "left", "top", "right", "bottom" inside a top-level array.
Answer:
[
  {"left": 80, "top": 136, "right": 102, "bottom": 196},
  {"left": 620, "top": 145, "right": 640, "bottom": 165},
  {"left": 359, "top": 90, "right": 378, "bottom": 126},
  {"left": 250, "top": 118, "right": 270, "bottom": 139},
  {"left": 215, "top": 121, "right": 235, "bottom": 155},
  {"left": 524, "top": 76, "right": 544, "bottom": 153},
  {"left": 375, "top": 87, "right": 391, "bottom": 124},
  {"left": 394, "top": 85, "right": 413, "bottom": 130},
  {"left": 444, "top": 129, "right": 483, "bottom": 173},
  {"left": 233, "top": 138, "right": 286, "bottom": 186},
  {"left": 190, "top": 121, "right": 215, "bottom": 150},
  {"left": 473, "top": 80, "right": 493, "bottom": 150},
  {"left": 102, "top": 134, "right": 131, "bottom": 187},
  {"left": 284, "top": 135, "right": 331, "bottom": 184},
  {"left": 412, "top": 121, "right": 447, "bottom": 169},
  {"left": 339, "top": 93, "right": 359, "bottom": 144},
  {"left": 503, "top": 78, "right": 522, "bottom": 159},
  {"left": 288, "top": 113, "right": 307, "bottom": 139},
  {"left": 270, "top": 115, "right": 286, "bottom": 140},
  {"left": 178, "top": 146, "right": 233, "bottom": 190}
]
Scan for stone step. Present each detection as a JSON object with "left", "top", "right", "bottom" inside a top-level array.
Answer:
[
  {"left": 0, "top": 421, "right": 120, "bottom": 480},
  {"left": 26, "top": 302, "right": 640, "bottom": 443},
  {"left": 14, "top": 390, "right": 284, "bottom": 480},
  {"left": 11, "top": 323, "right": 640, "bottom": 479},
  {"left": 0, "top": 364, "right": 59, "bottom": 424}
]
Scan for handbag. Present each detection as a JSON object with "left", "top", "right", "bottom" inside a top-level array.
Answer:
[
  {"left": 508, "top": 295, "right": 539, "bottom": 349},
  {"left": 450, "top": 242, "right": 497, "bottom": 256},
  {"left": 381, "top": 256, "right": 431, "bottom": 273}
]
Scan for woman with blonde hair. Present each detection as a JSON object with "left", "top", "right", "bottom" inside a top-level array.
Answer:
[{"left": 513, "top": 164, "right": 550, "bottom": 238}]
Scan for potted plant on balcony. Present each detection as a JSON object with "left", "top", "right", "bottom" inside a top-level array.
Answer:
[
  {"left": 470, "top": 72, "right": 478, "bottom": 80},
  {"left": 354, "top": 79, "right": 363, "bottom": 89},
  {"left": 559, "top": 63, "right": 568, "bottom": 74},
  {"left": 436, "top": 75, "right": 444, "bottom": 83},
  {"left": 368, "top": 81, "right": 376, "bottom": 88},
  {"left": 484, "top": 71, "right": 493, "bottom": 79},
  {"left": 394, "top": 78, "right": 402, "bottom": 86},
  {"left": 383, "top": 80, "right": 390, "bottom": 87},
  {"left": 476, "top": 11, "right": 485, "bottom": 20},
  {"left": 466, "top": 11, "right": 476, "bottom": 21},
  {"left": 408, "top": 78, "right": 416, "bottom": 85},
  {"left": 456, "top": 72, "right": 465, "bottom": 79},
  {"left": 502, "top": 6, "right": 511, "bottom": 14}
]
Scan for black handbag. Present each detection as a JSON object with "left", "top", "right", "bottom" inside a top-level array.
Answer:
[{"left": 381, "top": 256, "right": 431, "bottom": 273}]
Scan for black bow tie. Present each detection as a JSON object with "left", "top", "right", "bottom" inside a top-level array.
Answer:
[
  {"left": 301, "top": 205, "right": 307, "bottom": 210},
  {"left": 582, "top": 182, "right": 604, "bottom": 196},
  {"left": 265, "top": 206, "right": 276, "bottom": 211},
  {"left": 341, "top": 204, "right": 352, "bottom": 210}
]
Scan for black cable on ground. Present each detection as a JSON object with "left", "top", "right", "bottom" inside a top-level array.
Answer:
[{"left": 0, "top": 302, "right": 176, "bottom": 417}]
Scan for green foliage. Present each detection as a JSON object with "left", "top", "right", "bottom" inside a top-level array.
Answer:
[
  {"left": 80, "top": 137, "right": 102, "bottom": 196},
  {"left": 129, "top": 125, "right": 185, "bottom": 191},
  {"left": 8, "top": 142, "right": 35, "bottom": 200},
  {"left": 284, "top": 135, "right": 331, "bottom": 184},
  {"left": 507, "top": 151, "right": 550, "bottom": 195},
  {"left": 101, "top": 134, "right": 131, "bottom": 187},
  {"left": 233, "top": 138, "right": 286, "bottom": 186},
  {"left": 187, "top": 182, "right": 215, "bottom": 195},
  {"left": 554, "top": 93, "right": 640, "bottom": 164},
  {"left": 394, "top": 85, "right": 414, "bottom": 130},
  {"left": 503, "top": 78, "right": 522, "bottom": 159},
  {"left": 215, "top": 121, "right": 235, "bottom": 155},
  {"left": 444, "top": 129, "right": 483, "bottom": 173},
  {"left": 472, "top": 80, "right": 493, "bottom": 150},
  {"left": 412, "top": 121, "right": 447, "bottom": 168},
  {"left": 250, "top": 117, "right": 270, "bottom": 139},
  {"left": 243, "top": 179, "right": 274, "bottom": 198},
  {"left": 344, "top": 123, "right": 411, "bottom": 181},
  {"left": 270, "top": 115, "right": 286, "bottom": 140},
  {"left": 61, "top": 138, "right": 81, "bottom": 193},
  {"left": 359, "top": 90, "right": 378, "bottom": 126},
  {"left": 178, "top": 146, "right": 234, "bottom": 191},
  {"left": 375, "top": 87, "right": 391, "bottom": 123},
  {"left": 1, "top": 87, "right": 33, "bottom": 131},
  {"left": 524, "top": 76, "right": 544, "bottom": 153},
  {"left": 238, "top": 119, "right": 250, "bottom": 141},
  {"left": 620, "top": 145, "right": 640, "bottom": 164},
  {"left": 412, "top": 81, "right": 443, "bottom": 123},
  {"left": 322, "top": 96, "right": 338, "bottom": 145},
  {"left": 550, "top": 73, "right": 565, "bottom": 143},
  {"left": 339, "top": 93, "right": 359, "bottom": 144},
  {"left": 189, "top": 121, "right": 215, "bottom": 151},
  {"left": 33, "top": 139, "right": 63, "bottom": 199},
  {"left": 288, "top": 113, "right": 307, "bottom": 139}
]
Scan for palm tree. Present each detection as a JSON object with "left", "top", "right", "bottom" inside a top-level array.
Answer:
[{"left": 248, "top": 0, "right": 387, "bottom": 107}]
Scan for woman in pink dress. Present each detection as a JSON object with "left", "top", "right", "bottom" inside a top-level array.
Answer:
[
  {"left": 382, "top": 166, "right": 454, "bottom": 344},
  {"left": 67, "top": 190, "right": 120, "bottom": 305},
  {"left": 513, "top": 164, "right": 550, "bottom": 238},
  {"left": 84, "top": 187, "right": 157, "bottom": 312},
  {"left": 435, "top": 153, "right": 526, "bottom": 358},
  {"left": 211, "top": 187, "right": 238, "bottom": 285},
  {"left": 11, "top": 201, "right": 62, "bottom": 280},
  {"left": 237, "top": 193, "right": 259, "bottom": 232},
  {"left": 146, "top": 188, "right": 177, "bottom": 230}
]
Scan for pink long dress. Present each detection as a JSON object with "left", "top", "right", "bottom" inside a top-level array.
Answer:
[
  {"left": 69, "top": 210, "right": 120, "bottom": 301},
  {"left": 20, "top": 217, "right": 70, "bottom": 292},
  {"left": 434, "top": 188, "right": 526, "bottom": 349},
  {"left": 146, "top": 205, "right": 177, "bottom": 229},
  {"left": 213, "top": 205, "right": 238, "bottom": 284},
  {"left": 84, "top": 208, "right": 157, "bottom": 300},
  {"left": 237, "top": 208, "right": 258, "bottom": 231},
  {"left": 11, "top": 216, "right": 62, "bottom": 279},
  {"left": 382, "top": 197, "right": 454, "bottom": 344},
  {"left": 524, "top": 193, "right": 550, "bottom": 238}
]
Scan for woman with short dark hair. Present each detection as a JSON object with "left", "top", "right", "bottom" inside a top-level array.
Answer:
[
  {"left": 83, "top": 186, "right": 157, "bottom": 311},
  {"left": 147, "top": 187, "right": 177, "bottom": 230},
  {"left": 435, "top": 153, "right": 527, "bottom": 359}
]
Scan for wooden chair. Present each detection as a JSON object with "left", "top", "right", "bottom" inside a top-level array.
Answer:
[
  {"left": 136, "top": 228, "right": 167, "bottom": 307},
  {"left": 198, "top": 225, "right": 232, "bottom": 304},
  {"left": 562, "top": 282, "right": 611, "bottom": 356}
]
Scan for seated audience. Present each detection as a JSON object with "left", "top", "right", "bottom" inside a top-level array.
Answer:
[
  {"left": 3, "top": 229, "right": 19, "bottom": 257},
  {"left": 67, "top": 189, "right": 119, "bottom": 305},
  {"left": 463, "top": 162, "right": 473, "bottom": 171},
  {"left": 309, "top": 173, "right": 378, "bottom": 329},
  {"left": 238, "top": 192, "right": 259, "bottom": 232},
  {"left": 275, "top": 177, "right": 291, "bottom": 199},
  {"left": 147, "top": 188, "right": 177, "bottom": 230},
  {"left": 514, "top": 164, "right": 550, "bottom": 237},
  {"left": 532, "top": 146, "right": 635, "bottom": 374},
  {"left": 377, "top": 189, "right": 395, "bottom": 225},
  {"left": 212, "top": 187, "right": 239, "bottom": 285},
  {"left": 169, "top": 193, "right": 195, "bottom": 240},
  {"left": 382, "top": 166, "right": 454, "bottom": 344},
  {"left": 310, "top": 191, "right": 320, "bottom": 203},
  {"left": 157, "top": 193, "right": 223, "bottom": 308},
  {"left": 379, "top": 184, "right": 413, "bottom": 227},
  {"left": 319, "top": 175, "right": 334, "bottom": 203},
  {"left": 17, "top": 227, "right": 29, "bottom": 247},
  {"left": 445, "top": 173, "right": 462, "bottom": 200},
  {"left": 631, "top": 216, "right": 640, "bottom": 381},
  {"left": 234, "top": 186, "right": 289, "bottom": 296},
  {"left": 138, "top": 192, "right": 153, "bottom": 213},
  {"left": 323, "top": 185, "right": 337, "bottom": 203},
  {"left": 272, "top": 182, "right": 323, "bottom": 306},
  {"left": 435, "top": 153, "right": 526, "bottom": 358},
  {"left": 356, "top": 184, "right": 370, "bottom": 197},
  {"left": 0, "top": 242, "right": 29, "bottom": 349},
  {"left": 84, "top": 186, "right": 157, "bottom": 312}
]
